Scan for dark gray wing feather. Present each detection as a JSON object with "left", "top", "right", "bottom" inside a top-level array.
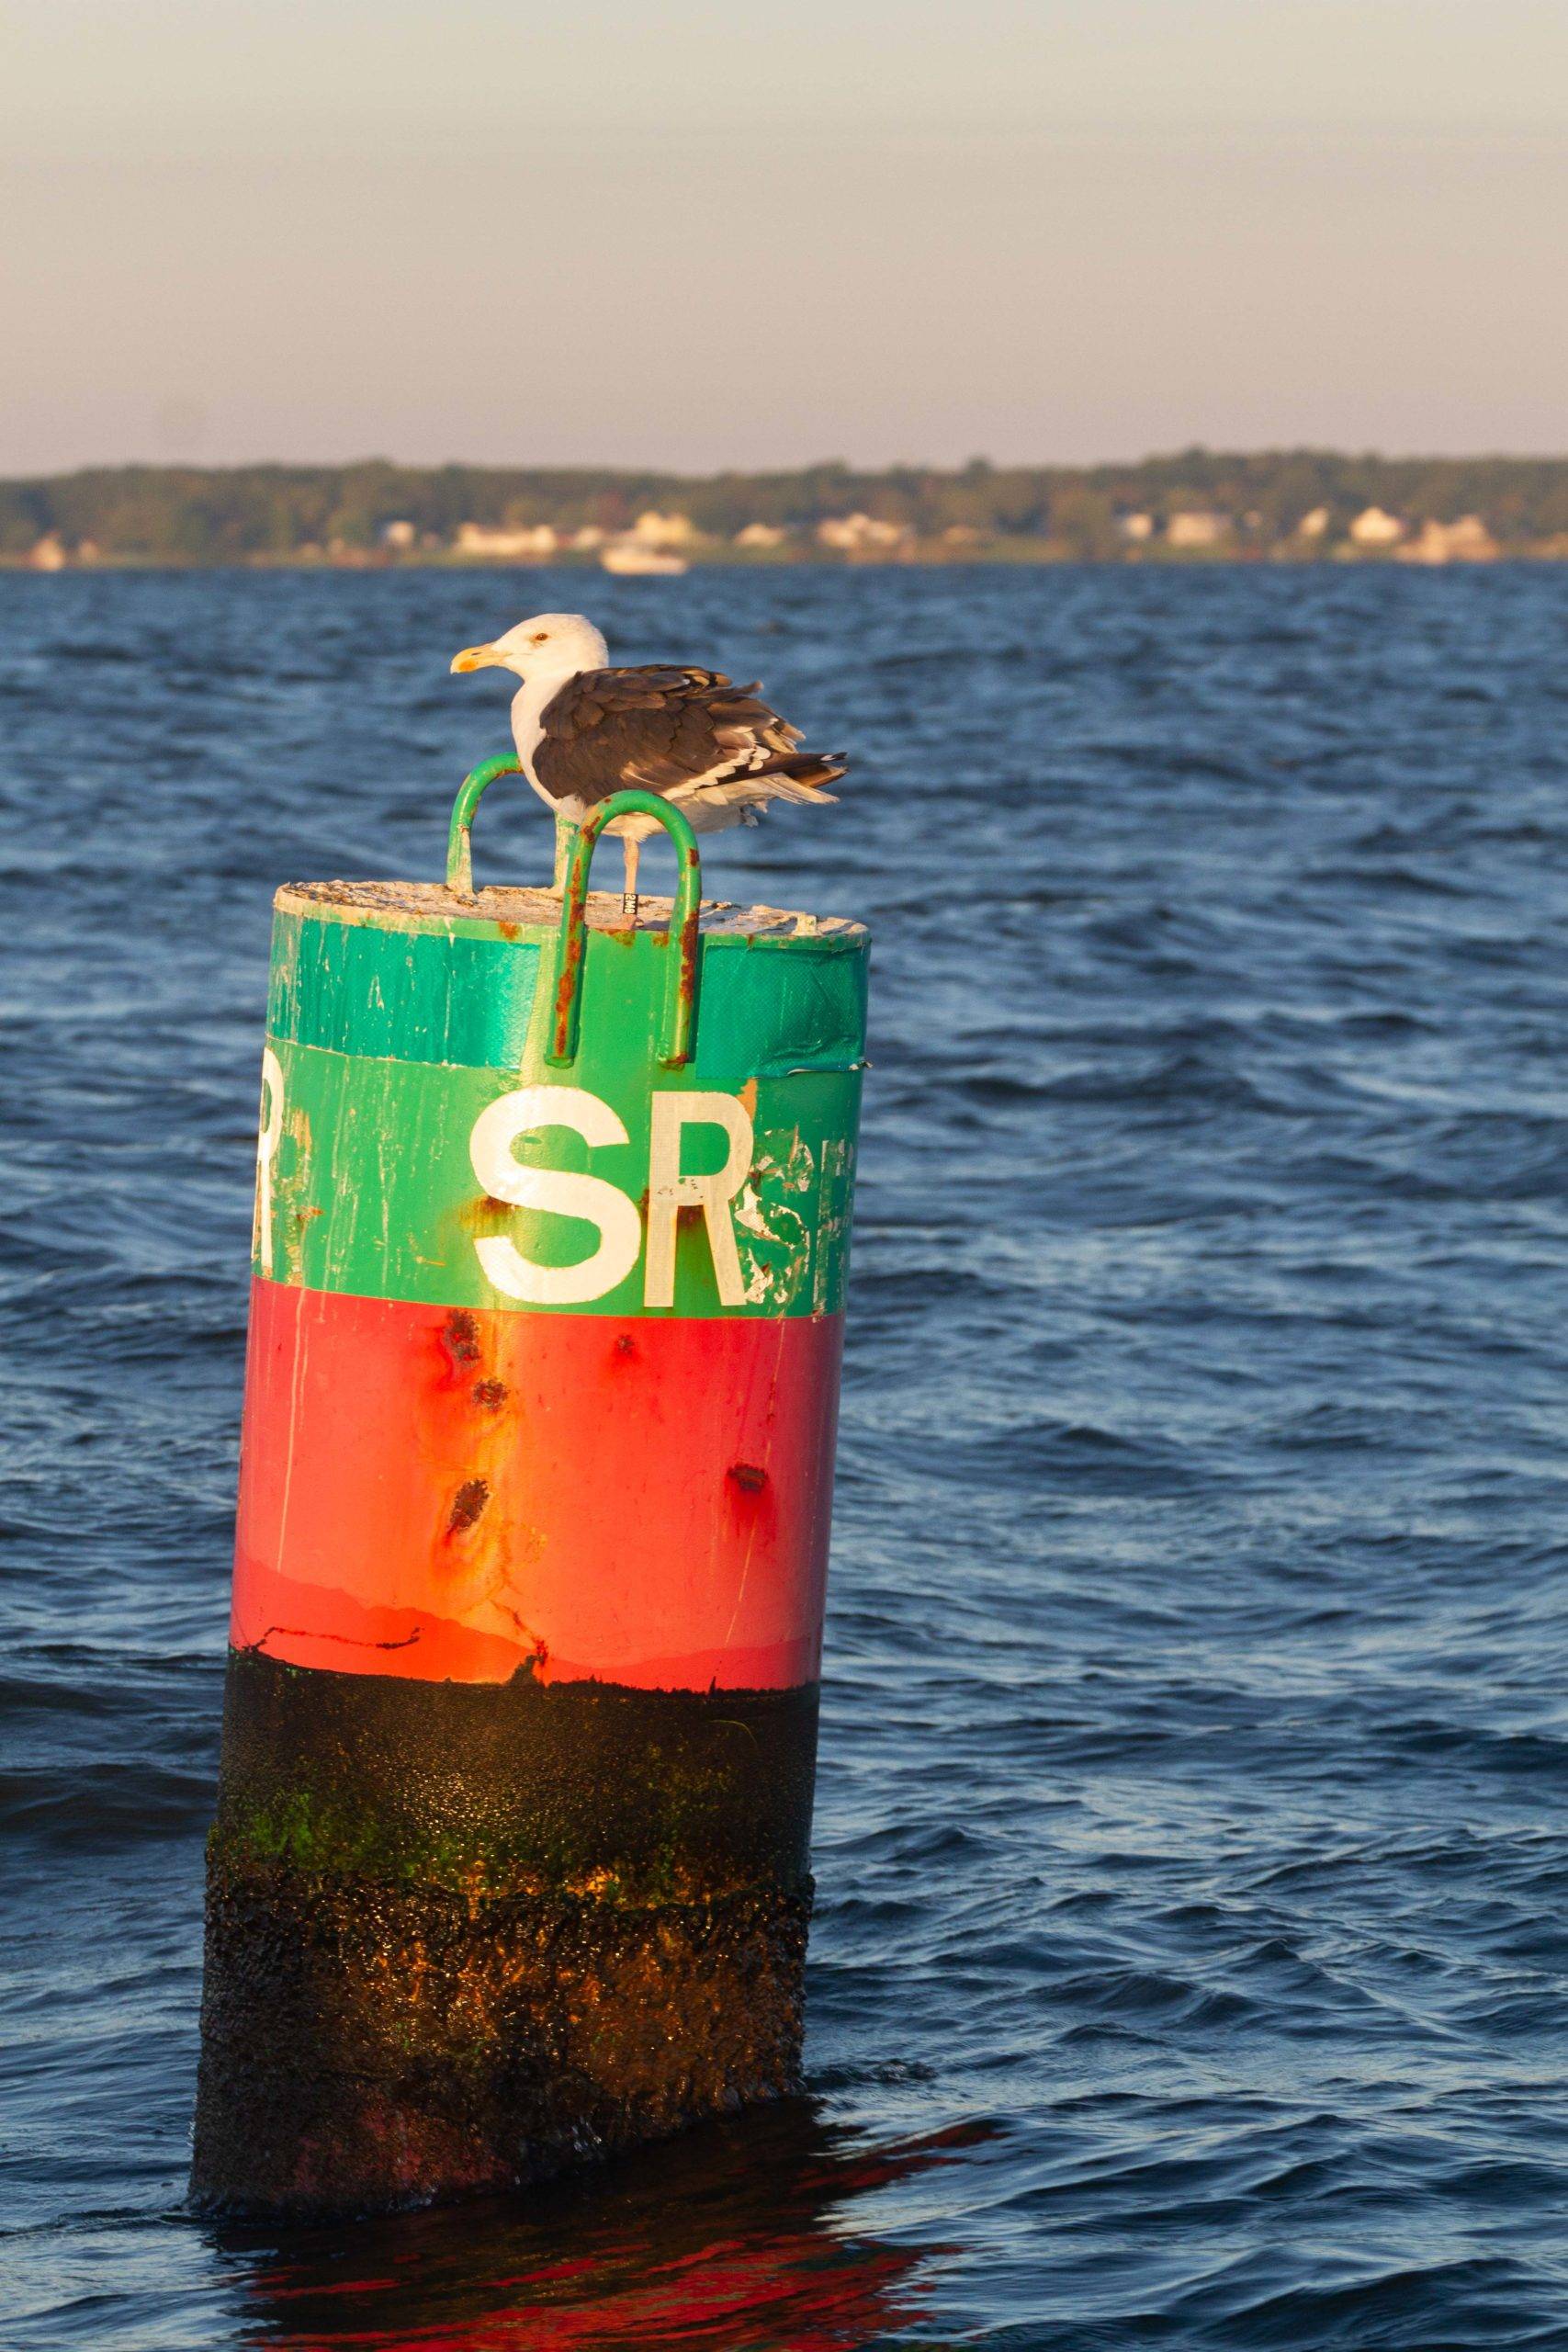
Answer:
[{"left": 534, "top": 666, "right": 841, "bottom": 808}]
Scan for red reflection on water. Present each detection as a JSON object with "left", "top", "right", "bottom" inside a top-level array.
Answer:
[{"left": 219, "top": 2102, "right": 984, "bottom": 2352}]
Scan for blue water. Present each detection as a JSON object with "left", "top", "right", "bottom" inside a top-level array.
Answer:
[{"left": 4, "top": 561, "right": 1567, "bottom": 2348}]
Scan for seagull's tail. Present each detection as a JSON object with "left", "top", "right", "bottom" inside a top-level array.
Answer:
[
  {"left": 685, "top": 751, "right": 847, "bottom": 815},
  {"left": 749, "top": 751, "right": 847, "bottom": 803}
]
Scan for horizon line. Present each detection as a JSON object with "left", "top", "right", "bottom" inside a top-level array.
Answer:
[{"left": 6, "top": 445, "right": 1568, "bottom": 485}]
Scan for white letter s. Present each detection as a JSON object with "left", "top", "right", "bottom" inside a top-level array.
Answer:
[{"left": 468, "top": 1086, "right": 641, "bottom": 1306}]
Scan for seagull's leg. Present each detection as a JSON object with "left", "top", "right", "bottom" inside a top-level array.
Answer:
[{"left": 621, "top": 836, "right": 640, "bottom": 921}]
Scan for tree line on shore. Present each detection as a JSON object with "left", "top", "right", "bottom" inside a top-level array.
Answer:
[{"left": 5, "top": 450, "right": 1567, "bottom": 564}]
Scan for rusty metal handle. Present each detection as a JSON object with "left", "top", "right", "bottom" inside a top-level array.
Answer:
[
  {"left": 547, "top": 792, "right": 703, "bottom": 1069},
  {"left": 446, "top": 753, "right": 525, "bottom": 894}
]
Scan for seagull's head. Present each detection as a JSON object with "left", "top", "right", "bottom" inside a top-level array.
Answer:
[{"left": 449, "top": 612, "right": 608, "bottom": 684}]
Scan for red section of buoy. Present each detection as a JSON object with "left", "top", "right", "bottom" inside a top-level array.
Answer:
[{"left": 231, "top": 1278, "right": 844, "bottom": 1690}]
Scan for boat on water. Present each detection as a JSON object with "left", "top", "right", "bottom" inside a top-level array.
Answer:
[{"left": 601, "top": 542, "right": 689, "bottom": 577}]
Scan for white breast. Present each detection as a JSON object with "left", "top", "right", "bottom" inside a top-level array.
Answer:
[{"left": 509, "top": 679, "right": 563, "bottom": 813}]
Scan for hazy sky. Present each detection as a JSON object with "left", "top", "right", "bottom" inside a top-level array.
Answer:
[{"left": 3, "top": 0, "right": 1564, "bottom": 473}]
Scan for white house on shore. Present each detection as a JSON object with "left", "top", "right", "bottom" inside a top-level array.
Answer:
[
  {"left": 630, "top": 511, "right": 697, "bottom": 549},
  {"left": 817, "top": 512, "right": 910, "bottom": 552},
  {"left": 1166, "top": 510, "right": 1229, "bottom": 549},
  {"left": 1348, "top": 505, "right": 1404, "bottom": 548},
  {"left": 454, "top": 521, "right": 559, "bottom": 560},
  {"left": 1397, "top": 515, "right": 1499, "bottom": 564},
  {"left": 735, "top": 522, "right": 788, "bottom": 549}
]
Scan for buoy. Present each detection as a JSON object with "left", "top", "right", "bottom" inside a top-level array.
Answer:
[{"left": 190, "top": 780, "right": 868, "bottom": 2217}]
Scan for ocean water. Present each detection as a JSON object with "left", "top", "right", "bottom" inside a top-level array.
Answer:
[{"left": 4, "top": 560, "right": 1567, "bottom": 2349}]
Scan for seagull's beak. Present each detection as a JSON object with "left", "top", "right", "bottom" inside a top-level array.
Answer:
[{"left": 450, "top": 644, "right": 504, "bottom": 673}]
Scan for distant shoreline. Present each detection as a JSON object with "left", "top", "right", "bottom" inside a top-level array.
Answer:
[
  {"left": 6, "top": 452, "right": 1566, "bottom": 570},
  {"left": 5, "top": 547, "right": 1566, "bottom": 572}
]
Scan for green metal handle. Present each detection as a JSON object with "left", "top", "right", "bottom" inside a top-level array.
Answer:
[
  {"left": 446, "top": 753, "right": 524, "bottom": 894},
  {"left": 547, "top": 792, "right": 703, "bottom": 1069}
]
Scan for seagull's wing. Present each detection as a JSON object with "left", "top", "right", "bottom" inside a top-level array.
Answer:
[{"left": 534, "top": 666, "right": 845, "bottom": 816}]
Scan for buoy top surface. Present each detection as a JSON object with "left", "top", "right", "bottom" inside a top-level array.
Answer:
[{"left": 277, "top": 879, "right": 867, "bottom": 951}]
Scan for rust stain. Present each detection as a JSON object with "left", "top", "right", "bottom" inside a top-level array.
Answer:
[
  {"left": 441, "top": 1309, "right": 481, "bottom": 1366},
  {"left": 458, "top": 1194, "right": 513, "bottom": 1231},
  {"left": 471, "top": 1378, "right": 509, "bottom": 1409},
  {"left": 728, "top": 1462, "right": 768, "bottom": 1495},
  {"left": 505, "top": 1624, "right": 550, "bottom": 1677},
  {"left": 446, "top": 1477, "right": 491, "bottom": 1534},
  {"left": 551, "top": 917, "right": 586, "bottom": 1054}
]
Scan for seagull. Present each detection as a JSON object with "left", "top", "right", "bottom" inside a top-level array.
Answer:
[{"left": 450, "top": 613, "right": 845, "bottom": 911}]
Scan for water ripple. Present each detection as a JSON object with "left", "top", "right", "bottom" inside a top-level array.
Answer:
[{"left": 3, "top": 561, "right": 1567, "bottom": 2347}]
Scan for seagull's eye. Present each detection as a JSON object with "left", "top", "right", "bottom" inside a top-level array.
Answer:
[{"left": 530, "top": 631, "right": 548, "bottom": 644}]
